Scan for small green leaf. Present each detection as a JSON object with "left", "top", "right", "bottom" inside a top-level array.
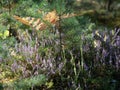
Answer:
[
  {"left": 0, "top": 33, "right": 3, "bottom": 37},
  {"left": 46, "top": 80, "right": 54, "bottom": 89},
  {"left": 4, "top": 30, "right": 9, "bottom": 37}
]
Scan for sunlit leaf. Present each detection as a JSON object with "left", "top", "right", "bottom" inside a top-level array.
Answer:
[{"left": 4, "top": 30, "right": 9, "bottom": 37}]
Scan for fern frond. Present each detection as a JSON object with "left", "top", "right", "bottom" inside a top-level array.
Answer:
[
  {"left": 13, "top": 15, "right": 31, "bottom": 26},
  {"left": 13, "top": 10, "right": 59, "bottom": 30},
  {"left": 13, "top": 10, "right": 95, "bottom": 31}
]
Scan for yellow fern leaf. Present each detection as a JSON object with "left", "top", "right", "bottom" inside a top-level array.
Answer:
[{"left": 13, "top": 10, "right": 82, "bottom": 31}]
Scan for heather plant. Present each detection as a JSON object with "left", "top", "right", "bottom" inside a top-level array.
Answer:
[
  {"left": 83, "top": 27, "right": 120, "bottom": 90},
  {"left": 4, "top": 28, "right": 63, "bottom": 89},
  {"left": 93, "top": 28, "right": 120, "bottom": 69},
  {"left": 0, "top": 0, "right": 120, "bottom": 90}
]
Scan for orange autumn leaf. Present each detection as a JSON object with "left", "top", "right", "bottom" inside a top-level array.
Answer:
[{"left": 13, "top": 15, "right": 31, "bottom": 26}]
